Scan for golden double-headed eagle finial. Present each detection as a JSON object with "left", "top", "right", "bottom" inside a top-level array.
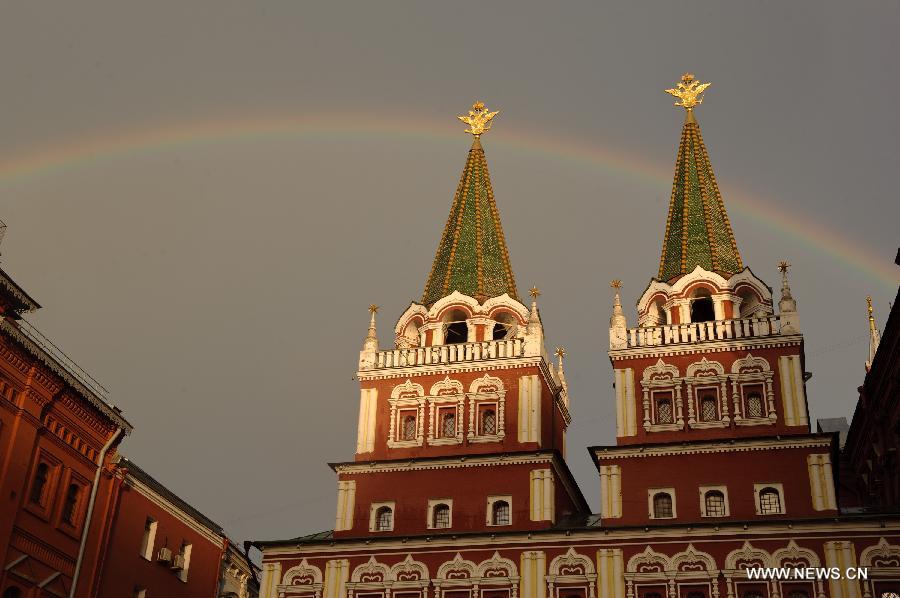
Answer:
[
  {"left": 665, "top": 73, "right": 711, "bottom": 111},
  {"left": 458, "top": 101, "right": 499, "bottom": 137}
]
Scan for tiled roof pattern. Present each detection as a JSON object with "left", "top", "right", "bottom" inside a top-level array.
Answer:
[
  {"left": 422, "top": 138, "right": 518, "bottom": 306},
  {"left": 658, "top": 113, "right": 743, "bottom": 281}
]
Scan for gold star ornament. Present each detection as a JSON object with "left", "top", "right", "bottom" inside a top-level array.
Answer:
[
  {"left": 665, "top": 73, "right": 711, "bottom": 111},
  {"left": 368, "top": 304, "right": 379, "bottom": 314},
  {"left": 555, "top": 346, "right": 567, "bottom": 359},
  {"left": 610, "top": 279, "right": 622, "bottom": 290},
  {"left": 458, "top": 101, "right": 499, "bottom": 137},
  {"left": 777, "top": 261, "right": 791, "bottom": 273},
  {"left": 529, "top": 286, "right": 541, "bottom": 299}
]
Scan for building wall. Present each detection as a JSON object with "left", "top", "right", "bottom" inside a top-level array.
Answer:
[{"left": 95, "top": 473, "right": 225, "bottom": 598}]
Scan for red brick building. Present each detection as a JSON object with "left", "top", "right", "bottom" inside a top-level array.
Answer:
[
  {"left": 0, "top": 218, "right": 257, "bottom": 597},
  {"left": 254, "top": 82, "right": 900, "bottom": 598}
]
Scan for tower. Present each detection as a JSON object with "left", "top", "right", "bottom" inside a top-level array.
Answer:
[
  {"left": 337, "top": 102, "right": 588, "bottom": 538},
  {"left": 596, "top": 74, "right": 838, "bottom": 525}
]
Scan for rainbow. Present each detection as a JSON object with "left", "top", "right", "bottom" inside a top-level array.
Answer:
[{"left": 0, "top": 112, "right": 895, "bottom": 289}]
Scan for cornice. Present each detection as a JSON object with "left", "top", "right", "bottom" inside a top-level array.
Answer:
[
  {"left": 358, "top": 356, "right": 543, "bottom": 381},
  {"left": 591, "top": 436, "right": 832, "bottom": 460},
  {"left": 334, "top": 452, "right": 557, "bottom": 475},
  {"left": 609, "top": 335, "right": 803, "bottom": 361},
  {"left": 257, "top": 518, "right": 900, "bottom": 557}
]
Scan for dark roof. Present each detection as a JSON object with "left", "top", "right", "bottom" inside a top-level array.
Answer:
[
  {"left": 121, "top": 458, "right": 226, "bottom": 537},
  {"left": 0, "top": 267, "right": 41, "bottom": 314}
]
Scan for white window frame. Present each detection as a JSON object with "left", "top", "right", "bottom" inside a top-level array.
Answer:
[
  {"left": 648, "top": 487, "right": 677, "bottom": 519},
  {"left": 753, "top": 483, "right": 786, "bottom": 515},
  {"left": 699, "top": 485, "right": 729, "bottom": 517},
  {"left": 139, "top": 517, "right": 157, "bottom": 560},
  {"left": 486, "top": 495, "right": 512, "bottom": 526},
  {"left": 736, "top": 382, "right": 770, "bottom": 425},
  {"left": 177, "top": 542, "right": 192, "bottom": 582},
  {"left": 369, "top": 501, "right": 396, "bottom": 532},
  {"left": 427, "top": 396, "right": 465, "bottom": 446},
  {"left": 427, "top": 498, "right": 453, "bottom": 529}
]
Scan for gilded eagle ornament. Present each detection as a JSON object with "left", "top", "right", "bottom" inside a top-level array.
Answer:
[
  {"left": 665, "top": 73, "right": 711, "bottom": 110},
  {"left": 458, "top": 101, "right": 499, "bottom": 137}
]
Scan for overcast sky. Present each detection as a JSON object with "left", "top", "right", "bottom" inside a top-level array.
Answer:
[{"left": 1, "top": 2, "right": 898, "bottom": 546}]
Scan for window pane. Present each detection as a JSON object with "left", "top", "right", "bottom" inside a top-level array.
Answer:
[
  {"left": 657, "top": 399, "right": 673, "bottom": 424},
  {"left": 434, "top": 504, "right": 450, "bottom": 528},
  {"left": 747, "top": 394, "right": 763, "bottom": 418},
  {"left": 29, "top": 463, "right": 49, "bottom": 505},
  {"left": 759, "top": 488, "right": 781, "bottom": 514},
  {"left": 653, "top": 493, "right": 673, "bottom": 518},
  {"left": 402, "top": 415, "right": 417, "bottom": 440},
  {"left": 482, "top": 410, "right": 496, "bottom": 435},
  {"left": 441, "top": 412, "right": 456, "bottom": 438},
  {"left": 704, "top": 491, "right": 725, "bottom": 516},
  {"left": 701, "top": 396, "right": 718, "bottom": 421},
  {"left": 492, "top": 500, "right": 510, "bottom": 525},
  {"left": 376, "top": 507, "right": 393, "bottom": 530}
]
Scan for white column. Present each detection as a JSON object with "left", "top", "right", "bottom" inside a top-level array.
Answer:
[
  {"left": 520, "top": 551, "right": 547, "bottom": 598},
  {"left": 324, "top": 560, "right": 350, "bottom": 598},
  {"left": 599, "top": 465, "right": 622, "bottom": 519},
  {"left": 335, "top": 481, "right": 356, "bottom": 531},
  {"left": 596, "top": 549, "right": 625, "bottom": 598},
  {"left": 518, "top": 375, "right": 541, "bottom": 444}
]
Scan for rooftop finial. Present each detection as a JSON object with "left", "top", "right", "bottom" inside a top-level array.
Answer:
[
  {"left": 359, "top": 304, "right": 379, "bottom": 370},
  {"left": 778, "top": 260, "right": 800, "bottom": 333},
  {"left": 665, "top": 73, "right": 711, "bottom": 111},
  {"left": 866, "top": 296, "right": 881, "bottom": 372},
  {"left": 530, "top": 286, "right": 541, "bottom": 299},
  {"left": 458, "top": 101, "right": 499, "bottom": 137}
]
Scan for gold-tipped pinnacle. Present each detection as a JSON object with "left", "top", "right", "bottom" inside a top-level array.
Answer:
[
  {"left": 368, "top": 304, "right": 379, "bottom": 314},
  {"left": 867, "top": 296, "right": 874, "bottom": 317},
  {"left": 665, "top": 73, "right": 711, "bottom": 111},
  {"left": 458, "top": 101, "right": 499, "bottom": 137},
  {"left": 610, "top": 279, "right": 622, "bottom": 290},
  {"left": 555, "top": 346, "right": 567, "bottom": 359},
  {"left": 778, "top": 261, "right": 791, "bottom": 273},
  {"left": 529, "top": 286, "right": 541, "bottom": 299}
]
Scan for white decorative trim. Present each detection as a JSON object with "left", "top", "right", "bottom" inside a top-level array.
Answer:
[
  {"left": 334, "top": 452, "right": 558, "bottom": 475},
  {"left": 389, "top": 554, "right": 430, "bottom": 587},
  {"left": 647, "top": 487, "right": 677, "bottom": 520},
  {"left": 469, "top": 374, "right": 507, "bottom": 443},
  {"left": 427, "top": 377, "right": 465, "bottom": 446},
  {"left": 642, "top": 360, "right": 683, "bottom": 432},
  {"left": 754, "top": 483, "right": 786, "bottom": 516},
  {"left": 486, "top": 495, "right": 513, "bottom": 526},
  {"left": 860, "top": 538, "right": 900, "bottom": 570},
  {"left": 350, "top": 556, "right": 390, "bottom": 584},
  {"left": 426, "top": 499, "right": 453, "bottom": 530},
  {"left": 724, "top": 541, "right": 773, "bottom": 573},
  {"left": 435, "top": 552, "right": 477, "bottom": 581},
  {"left": 547, "top": 547, "right": 597, "bottom": 598},
  {"left": 280, "top": 559, "right": 324, "bottom": 598},
  {"left": 670, "top": 544, "right": 718, "bottom": 577},
  {"left": 685, "top": 357, "right": 729, "bottom": 428},
  {"left": 626, "top": 546, "right": 669, "bottom": 574},
  {"left": 475, "top": 551, "right": 519, "bottom": 580},
  {"left": 593, "top": 436, "right": 832, "bottom": 460},
  {"left": 698, "top": 485, "right": 730, "bottom": 518},
  {"left": 772, "top": 540, "right": 821, "bottom": 567},
  {"left": 368, "top": 502, "right": 395, "bottom": 533},
  {"left": 388, "top": 379, "right": 426, "bottom": 448}
]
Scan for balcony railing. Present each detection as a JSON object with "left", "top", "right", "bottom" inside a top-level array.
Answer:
[
  {"left": 620, "top": 315, "right": 783, "bottom": 349},
  {"left": 374, "top": 338, "right": 524, "bottom": 369}
]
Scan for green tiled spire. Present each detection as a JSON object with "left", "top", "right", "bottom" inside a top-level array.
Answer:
[
  {"left": 658, "top": 109, "right": 744, "bottom": 281},
  {"left": 422, "top": 136, "right": 518, "bottom": 306}
]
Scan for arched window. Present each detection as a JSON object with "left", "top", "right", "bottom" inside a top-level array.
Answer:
[
  {"left": 492, "top": 313, "right": 517, "bottom": 341},
  {"left": 440, "top": 411, "right": 456, "bottom": 438},
  {"left": 444, "top": 310, "right": 469, "bottom": 344},
  {"left": 655, "top": 398, "right": 673, "bottom": 424},
  {"left": 433, "top": 503, "right": 450, "bottom": 529},
  {"left": 700, "top": 396, "right": 718, "bottom": 422},
  {"left": 480, "top": 409, "right": 496, "bottom": 435},
  {"left": 3, "top": 587, "right": 23, "bottom": 598},
  {"left": 704, "top": 490, "right": 726, "bottom": 517},
  {"left": 375, "top": 506, "right": 393, "bottom": 531},
  {"left": 746, "top": 392, "right": 764, "bottom": 418},
  {"left": 652, "top": 492, "right": 673, "bottom": 518},
  {"left": 758, "top": 487, "right": 782, "bottom": 514},
  {"left": 491, "top": 500, "right": 510, "bottom": 525},
  {"left": 61, "top": 484, "right": 80, "bottom": 525},
  {"left": 691, "top": 295, "right": 715, "bottom": 323},
  {"left": 401, "top": 414, "right": 417, "bottom": 441},
  {"left": 29, "top": 463, "right": 49, "bottom": 505}
]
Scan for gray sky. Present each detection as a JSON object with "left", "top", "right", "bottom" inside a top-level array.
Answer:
[{"left": 1, "top": 2, "right": 898, "bottom": 545}]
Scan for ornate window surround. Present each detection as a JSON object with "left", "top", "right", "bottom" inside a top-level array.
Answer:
[
  {"left": 427, "top": 377, "right": 465, "bottom": 446},
  {"left": 547, "top": 548, "right": 597, "bottom": 598},
  {"left": 427, "top": 498, "right": 453, "bottom": 530},
  {"left": 486, "top": 495, "right": 512, "bottom": 526},
  {"left": 730, "top": 354, "right": 776, "bottom": 426},
  {"left": 467, "top": 374, "right": 506, "bottom": 443},
  {"left": 279, "top": 558, "right": 324, "bottom": 598},
  {"left": 432, "top": 552, "right": 519, "bottom": 598},
  {"left": 770, "top": 541, "right": 824, "bottom": 598},
  {"left": 685, "top": 358, "right": 729, "bottom": 429},
  {"left": 388, "top": 380, "right": 426, "bottom": 449},
  {"left": 624, "top": 545, "right": 719, "bottom": 598},
  {"left": 722, "top": 541, "right": 773, "bottom": 598},
  {"left": 860, "top": 538, "right": 900, "bottom": 598},
  {"left": 642, "top": 360, "right": 683, "bottom": 432},
  {"left": 347, "top": 556, "right": 391, "bottom": 598}
]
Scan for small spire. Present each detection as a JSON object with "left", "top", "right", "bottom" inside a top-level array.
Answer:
[
  {"left": 555, "top": 346, "right": 569, "bottom": 405},
  {"left": 364, "top": 304, "right": 379, "bottom": 349},
  {"left": 777, "top": 261, "right": 800, "bottom": 334},
  {"left": 610, "top": 280, "right": 626, "bottom": 328},
  {"left": 866, "top": 296, "right": 882, "bottom": 372},
  {"left": 528, "top": 285, "right": 541, "bottom": 325}
]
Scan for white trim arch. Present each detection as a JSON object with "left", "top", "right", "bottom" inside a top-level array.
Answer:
[
  {"left": 771, "top": 540, "right": 821, "bottom": 568},
  {"left": 389, "top": 554, "right": 430, "bottom": 588},
  {"left": 547, "top": 548, "right": 597, "bottom": 598},
  {"left": 279, "top": 559, "right": 324, "bottom": 597}
]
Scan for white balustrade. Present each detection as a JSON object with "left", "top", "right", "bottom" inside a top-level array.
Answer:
[
  {"left": 621, "top": 316, "right": 782, "bottom": 349},
  {"left": 373, "top": 338, "right": 524, "bottom": 369}
]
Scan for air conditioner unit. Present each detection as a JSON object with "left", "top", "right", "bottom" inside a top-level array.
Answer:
[
  {"left": 157, "top": 547, "right": 173, "bottom": 563},
  {"left": 171, "top": 554, "right": 185, "bottom": 571}
]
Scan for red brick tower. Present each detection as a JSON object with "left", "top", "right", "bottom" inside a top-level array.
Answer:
[
  {"left": 330, "top": 101, "right": 589, "bottom": 541},
  {"left": 593, "top": 74, "right": 837, "bottom": 526}
]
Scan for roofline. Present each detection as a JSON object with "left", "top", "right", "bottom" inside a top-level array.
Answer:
[
  {"left": 0, "top": 319, "right": 132, "bottom": 430},
  {"left": 0, "top": 267, "right": 41, "bottom": 313}
]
